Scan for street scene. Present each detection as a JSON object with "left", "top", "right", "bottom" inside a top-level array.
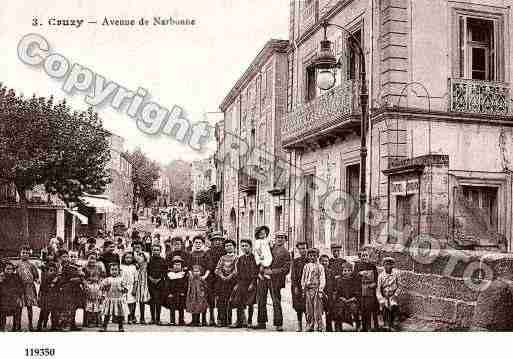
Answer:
[{"left": 3, "top": 0, "right": 513, "bottom": 336}]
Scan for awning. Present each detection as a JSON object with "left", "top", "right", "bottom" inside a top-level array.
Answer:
[
  {"left": 80, "top": 195, "right": 117, "bottom": 213},
  {"left": 64, "top": 208, "right": 89, "bottom": 224}
]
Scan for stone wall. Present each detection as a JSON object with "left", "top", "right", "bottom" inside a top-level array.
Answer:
[{"left": 372, "top": 244, "right": 513, "bottom": 329}]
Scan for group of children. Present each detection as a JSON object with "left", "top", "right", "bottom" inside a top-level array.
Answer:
[{"left": 292, "top": 243, "right": 400, "bottom": 332}]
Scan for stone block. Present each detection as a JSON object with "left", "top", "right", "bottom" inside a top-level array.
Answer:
[
  {"left": 399, "top": 271, "right": 480, "bottom": 302},
  {"left": 454, "top": 302, "right": 475, "bottom": 329},
  {"left": 413, "top": 250, "right": 480, "bottom": 278},
  {"left": 398, "top": 292, "right": 456, "bottom": 323}
]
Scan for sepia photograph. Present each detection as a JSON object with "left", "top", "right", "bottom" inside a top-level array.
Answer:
[{"left": 1, "top": 1, "right": 513, "bottom": 356}]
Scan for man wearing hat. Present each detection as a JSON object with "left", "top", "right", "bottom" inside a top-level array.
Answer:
[
  {"left": 291, "top": 241, "right": 308, "bottom": 332},
  {"left": 205, "top": 231, "right": 226, "bottom": 326},
  {"left": 98, "top": 240, "right": 120, "bottom": 277},
  {"left": 254, "top": 230, "right": 290, "bottom": 331},
  {"left": 165, "top": 236, "right": 191, "bottom": 271}
]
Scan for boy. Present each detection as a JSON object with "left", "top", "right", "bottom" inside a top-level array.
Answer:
[
  {"left": 320, "top": 254, "right": 335, "bottom": 332},
  {"left": 162, "top": 256, "right": 188, "bottom": 326},
  {"left": 230, "top": 239, "right": 258, "bottom": 328},
  {"left": 329, "top": 244, "right": 346, "bottom": 278},
  {"left": 333, "top": 262, "right": 361, "bottom": 331},
  {"left": 214, "top": 238, "right": 238, "bottom": 327},
  {"left": 166, "top": 237, "right": 191, "bottom": 271},
  {"left": 291, "top": 241, "right": 308, "bottom": 332},
  {"left": 301, "top": 248, "right": 325, "bottom": 332},
  {"left": 147, "top": 244, "right": 167, "bottom": 325},
  {"left": 377, "top": 257, "right": 399, "bottom": 330},
  {"left": 354, "top": 248, "right": 379, "bottom": 331},
  {"left": 36, "top": 261, "right": 60, "bottom": 331},
  {"left": 0, "top": 262, "right": 23, "bottom": 331},
  {"left": 17, "top": 245, "right": 39, "bottom": 331}
]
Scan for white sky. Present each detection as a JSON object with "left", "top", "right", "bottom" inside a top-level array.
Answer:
[{"left": 0, "top": 0, "right": 289, "bottom": 164}]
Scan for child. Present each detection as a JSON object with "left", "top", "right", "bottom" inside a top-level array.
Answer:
[
  {"left": 147, "top": 244, "right": 167, "bottom": 325},
  {"left": 354, "top": 248, "right": 379, "bottom": 331},
  {"left": 186, "top": 264, "right": 208, "bottom": 326},
  {"left": 121, "top": 252, "right": 138, "bottom": 324},
  {"left": 57, "top": 250, "right": 84, "bottom": 331},
  {"left": 333, "top": 262, "right": 361, "bottom": 331},
  {"left": 205, "top": 232, "right": 225, "bottom": 326},
  {"left": 100, "top": 263, "right": 129, "bottom": 332},
  {"left": 36, "top": 261, "right": 60, "bottom": 331},
  {"left": 253, "top": 226, "right": 272, "bottom": 280},
  {"left": 301, "top": 248, "right": 325, "bottom": 332},
  {"left": 133, "top": 250, "right": 150, "bottom": 324},
  {"left": 83, "top": 266, "right": 102, "bottom": 328},
  {"left": 162, "top": 256, "right": 188, "bottom": 326},
  {"left": 214, "top": 239, "right": 238, "bottom": 327},
  {"left": 230, "top": 239, "right": 258, "bottom": 328},
  {"left": 377, "top": 257, "right": 400, "bottom": 330},
  {"left": 0, "top": 262, "right": 23, "bottom": 331},
  {"left": 320, "top": 254, "right": 335, "bottom": 332},
  {"left": 17, "top": 245, "right": 39, "bottom": 331}
]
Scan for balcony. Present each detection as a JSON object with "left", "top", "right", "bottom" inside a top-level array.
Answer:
[
  {"left": 449, "top": 78, "right": 510, "bottom": 116},
  {"left": 238, "top": 168, "right": 257, "bottom": 194},
  {"left": 281, "top": 81, "right": 361, "bottom": 149}
]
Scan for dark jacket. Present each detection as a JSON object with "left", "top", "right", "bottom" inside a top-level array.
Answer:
[{"left": 270, "top": 245, "right": 291, "bottom": 289}]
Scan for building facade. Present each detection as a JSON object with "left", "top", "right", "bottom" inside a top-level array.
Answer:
[
  {"left": 191, "top": 157, "right": 216, "bottom": 213},
  {"left": 283, "top": 0, "right": 513, "bottom": 258},
  {"left": 218, "top": 39, "right": 290, "bottom": 246},
  {"left": 153, "top": 171, "right": 171, "bottom": 208}
]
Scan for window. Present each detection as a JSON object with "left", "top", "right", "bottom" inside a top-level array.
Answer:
[
  {"left": 305, "top": 65, "right": 317, "bottom": 101},
  {"left": 461, "top": 186, "right": 498, "bottom": 231},
  {"left": 266, "top": 68, "right": 272, "bottom": 98},
  {"left": 348, "top": 29, "right": 362, "bottom": 80},
  {"left": 396, "top": 195, "right": 413, "bottom": 232},
  {"left": 458, "top": 15, "right": 498, "bottom": 81}
]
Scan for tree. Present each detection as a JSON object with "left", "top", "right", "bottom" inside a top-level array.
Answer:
[
  {"left": 125, "top": 148, "right": 161, "bottom": 208},
  {"left": 0, "top": 85, "right": 111, "bottom": 242}
]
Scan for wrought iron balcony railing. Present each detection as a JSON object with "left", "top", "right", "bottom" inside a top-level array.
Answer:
[
  {"left": 449, "top": 78, "right": 510, "bottom": 116},
  {"left": 238, "top": 168, "right": 257, "bottom": 194},
  {"left": 281, "top": 80, "right": 361, "bottom": 148}
]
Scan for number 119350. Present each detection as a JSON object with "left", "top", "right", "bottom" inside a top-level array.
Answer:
[{"left": 24, "top": 348, "right": 55, "bottom": 357}]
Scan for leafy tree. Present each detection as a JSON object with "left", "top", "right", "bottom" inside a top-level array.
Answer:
[
  {"left": 0, "top": 85, "right": 111, "bottom": 242},
  {"left": 125, "top": 148, "right": 161, "bottom": 208}
]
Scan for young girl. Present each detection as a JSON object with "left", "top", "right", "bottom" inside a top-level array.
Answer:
[
  {"left": 57, "top": 250, "right": 84, "bottom": 331},
  {"left": 121, "top": 252, "right": 138, "bottom": 324},
  {"left": 301, "top": 248, "right": 326, "bottom": 332},
  {"left": 83, "top": 254, "right": 103, "bottom": 329},
  {"left": 162, "top": 257, "right": 188, "bottom": 326},
  {"left": 254, "top": 226, "right": 272, "bottom": 280},
  {"left": 100, "top": 263, "right": 129, "bottom": 332},
  {"left": 186, "top": 264, "right": 208, "bottom": 326},
  {"left": 0, "top": 262, "right": 23, "bottom": 331},
  {"left": 133, "top": 251, "right": 150, "bottom": 324}
]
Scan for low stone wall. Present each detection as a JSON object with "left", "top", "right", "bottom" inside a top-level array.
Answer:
[{"left": 371, "top": 244, "right": 513, "bottom": 329}]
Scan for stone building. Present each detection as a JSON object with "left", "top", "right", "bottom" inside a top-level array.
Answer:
[
  {"left": 282, "top": 0, "right": 513, "bottom": 328},
  {"left": 191, "top": 157, "right": 216, "bottom": 213},
  {"left": 218, "top": 39, "right": 290, "bottom": 246}
]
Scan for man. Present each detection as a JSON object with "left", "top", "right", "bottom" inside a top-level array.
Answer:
[
  {"left": 291, "top": 241, "right": 308, "bottom": 332},
  {"left": 214, "top": 239, "right": 238, "bottom": 327},
  {"left": 254, "top": 230, "right": 291, "bottom": 331},
  {"left": 98, "top": 240, "right": 120, "bottom": 277},
  {"left": 205, "top": 231, "right": 225, "bottom": 326}
]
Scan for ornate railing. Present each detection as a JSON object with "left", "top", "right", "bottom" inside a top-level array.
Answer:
[
  {"left": 281, "top": 80, "right": 361, "bottom": 146},
  {"left": 238, "top": 168, "right": 257, "bottom": 193},
  {"left": 449, "top": 78, "right": 510, "bottom": 116}
]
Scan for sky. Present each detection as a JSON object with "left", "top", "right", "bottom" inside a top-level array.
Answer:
[{"left": 0, "top": 0, "right": 289, "bottom": 164}]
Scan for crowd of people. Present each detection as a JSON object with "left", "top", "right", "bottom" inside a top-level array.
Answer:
[
  {"left": 151, "top": 206, "right": 208, "bottom": 230},
  {"left": 0, "top": 225, "right": 400, "bottom": 332}
]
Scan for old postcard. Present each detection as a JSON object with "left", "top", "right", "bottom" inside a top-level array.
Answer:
[{"left": 0, "top": 0, "right": 512, "bottom": 357}]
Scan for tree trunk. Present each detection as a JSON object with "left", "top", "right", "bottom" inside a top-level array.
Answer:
[{"left": 19, "top": 192, "right": 30, "bottom": 246}]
